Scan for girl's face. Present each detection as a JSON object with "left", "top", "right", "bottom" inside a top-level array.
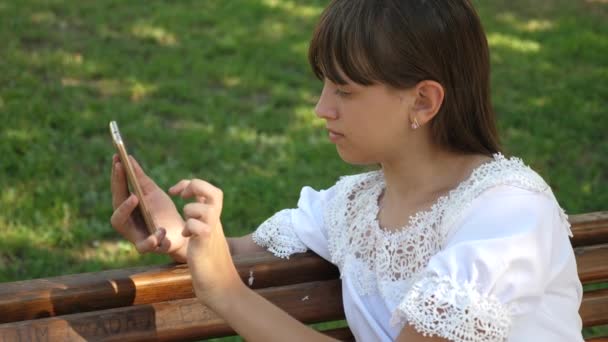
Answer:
[{"left": 315, "top": 77, "right": 415, "bottom": 165}]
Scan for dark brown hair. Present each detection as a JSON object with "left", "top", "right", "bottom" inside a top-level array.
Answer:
[{"left": 308, "top": 0, "right": 501, "bottom": 156}]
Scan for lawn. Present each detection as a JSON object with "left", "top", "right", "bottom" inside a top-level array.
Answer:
[{"left": 0, "top": 0, "right": 606, "bottom": 339}]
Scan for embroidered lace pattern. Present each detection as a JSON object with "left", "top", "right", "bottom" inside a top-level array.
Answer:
[
  {"left": 324, "top": 153, "right": 566, "bottom": 339},
  {"left": 251, "top": 209, "right": 307, "bottom": 259},
  {"left": 394, "top": 273, "right": 511, "bottom": 342},
  {"left": 252, "top": 153, "right": 571, "bottom": 340}
]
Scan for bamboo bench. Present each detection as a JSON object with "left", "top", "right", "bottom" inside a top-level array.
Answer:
[{"left": 0, "top": 211, "right": 607, "bottom": 341}]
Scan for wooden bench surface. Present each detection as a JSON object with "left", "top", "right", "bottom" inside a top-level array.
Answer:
[{"left": 0, "top": 211, "right": 606, "bottom": 341}]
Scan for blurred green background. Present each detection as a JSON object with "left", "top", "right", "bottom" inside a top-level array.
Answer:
[{"left": 0, "top": 0, "right": 606, "bottom": 339}]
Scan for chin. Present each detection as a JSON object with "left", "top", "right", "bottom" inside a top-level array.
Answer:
[{"left": 336, "top": 147, "right": 379, "bottom": 166}]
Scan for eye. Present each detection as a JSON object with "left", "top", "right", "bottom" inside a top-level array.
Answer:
[{"left": 334, "top": 88, "right": 351, "bottom": 97}]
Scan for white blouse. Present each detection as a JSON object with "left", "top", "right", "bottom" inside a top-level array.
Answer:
[{"left": 252, "top": 154, "right": 583, "bottom": 342}]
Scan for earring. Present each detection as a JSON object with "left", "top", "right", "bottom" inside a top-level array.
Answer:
[{"left": 411, "top": 117, "right": 420, "bottom": 130}]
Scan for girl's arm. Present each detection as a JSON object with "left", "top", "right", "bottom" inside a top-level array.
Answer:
[
  {"left": 170, "top": 178, "right": 334, "bottom": 341},
  {"left": 171, "top": 233, "right": 271, "bottom": 263},
  {"left": 210, "top": 281, "right": 338, "bottom": 342},
  {"left": 227, "top": 233, "right": 271, "bottom": 255}
]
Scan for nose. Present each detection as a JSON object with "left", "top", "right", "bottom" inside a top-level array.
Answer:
[{"left": 315, "top": 83, "right": 339, "bottom": 120}]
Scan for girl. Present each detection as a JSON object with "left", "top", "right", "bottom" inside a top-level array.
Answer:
[{"left": 110, "top": 0, "right": 583, "bottom": 341}]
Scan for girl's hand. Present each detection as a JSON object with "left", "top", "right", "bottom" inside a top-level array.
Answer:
[
  {"left": 169, "top": 179, "right": 242, "bottom": 306},
  {"left": 110, "top": 155, "right": 188, "bottom": 261}
]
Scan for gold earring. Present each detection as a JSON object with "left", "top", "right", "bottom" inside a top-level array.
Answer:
[{"left": 411, "top": 117, "right": 420, "bottom": 129}]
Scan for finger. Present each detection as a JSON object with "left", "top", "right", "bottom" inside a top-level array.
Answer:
[
  {"left": 110, "top": 194, "right": 139, "bottom": 235},
  {"left": 183, "top": 202, "right": 213, "bottom": 221},
  {"left": 168, "top": 179, "right": 191, "bottom": 196},
  {"left": 183, "top": 218, "right": 211, "bottom": 238},
  {"left": 110, "top": 194, "right": 149, "bottom": 242},
  {"left": 181, "top": 179, "right": 223, "bottom": 206},
  {"left": 111, "top": 160, "right": 129, "bottom": 210},
  {"left": 129, "top": 156, "right": 156, "bottom": 194},
  {"left": 135, "top": 228, "right": 166, "bottom": 254},
  {"left": 156, "top": 229, "right": 172, "bottom": 253}
]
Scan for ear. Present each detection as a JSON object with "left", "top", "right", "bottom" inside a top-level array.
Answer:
[{"left": 410, "top": 80, "right": 445, "bottom": 126}]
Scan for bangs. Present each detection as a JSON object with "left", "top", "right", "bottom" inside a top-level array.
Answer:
[{"left": 308, "top": 1, "right": 382, "bottom": 86}]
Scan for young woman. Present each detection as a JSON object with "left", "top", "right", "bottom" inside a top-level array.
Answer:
[{"left": 110, "top": 0, "right": 583, "bottom": 340}]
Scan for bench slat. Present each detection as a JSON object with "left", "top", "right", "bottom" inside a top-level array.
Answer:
[
  {"left": 570, "top": 212, "right": 608, "bottom": 247},
  {"left": 0, "top": 252, "right": 338, "bottom": 324},
  {"left": 581, "top": 289, "right": 608, "bottom": 328},
  {"left": 0, "top": 210, "right": 605, "bottom": 339},
  {"left": 2, "top": 245, "right": 606, "bottom": 326},
  {"left": 576, "top": 245, "right": 608, "bottom": 284},
  {"left": 322, "top": 327, "right": 355, "bottom": 341},
  {"left": 3, "top": 242, "right": 604, "bottom": 325},
  {"left": 0, "top": 279, "right": 344, "bottom": 342}
]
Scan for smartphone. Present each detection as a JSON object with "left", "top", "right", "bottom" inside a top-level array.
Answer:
[{"left": 109, "top": 121, "right": 157, "bottom": 235}]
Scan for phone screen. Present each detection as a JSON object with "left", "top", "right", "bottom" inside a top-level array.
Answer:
[{"left": 109, "top": 121, "right": 157, "bottom": 234}]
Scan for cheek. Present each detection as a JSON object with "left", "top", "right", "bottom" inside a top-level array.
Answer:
[{"left": 335, "top": 131, "right": 387, "bottom": 165}]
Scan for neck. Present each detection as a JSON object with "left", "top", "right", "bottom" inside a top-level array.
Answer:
[{"left": 379, "top": 145, "right": 491, "bottom": 207}]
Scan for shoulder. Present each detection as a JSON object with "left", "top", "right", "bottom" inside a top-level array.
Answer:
[
  {"left": 297, "top": 170, "right": 381, "bottom": 211},
  {"left": 471, "top": 153, "right": 549, "bottom": 193},
  {"left": 454, "top": 186, "right": 560, "bottom": 236},
  {"left": 443, "top": 153, "right": 571, "bottom": 240},
  {"left": 322, "top": 170, "right": 383, "bottom": 204}
]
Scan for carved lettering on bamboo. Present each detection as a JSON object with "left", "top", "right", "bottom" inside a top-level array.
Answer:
[
  {"left": 0, "top": 302, "right": 221, "bottom": 341},
  {"left": 0, "top": 326, "right": 49, "bottom": 342},
  {"left": 156, "top": 302, "right": 217, "bottom": 327},
  {"left": 69, "top": 311, "right": 154, "bottom": 339}
]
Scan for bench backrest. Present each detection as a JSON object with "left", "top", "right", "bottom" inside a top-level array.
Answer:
[{"left": 0, "top": 211, "right": 606, "bottom": 341}]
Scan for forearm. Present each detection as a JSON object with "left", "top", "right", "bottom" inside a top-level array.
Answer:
[
  {"left": 227, "top": 236, "right": 239, "bottom": 255},
  {"left": 210, "top": 282, "right": 338, "bottom": 342},
  {"left": 227, "top": 234, "right": 270, "bottom": 256},
  {"left": 173, "top": 236, "right": 265, "bottom": 263}
]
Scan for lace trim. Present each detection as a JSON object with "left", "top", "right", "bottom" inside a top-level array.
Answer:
[
  {"left": 560, "top": 206, "right": 573, "bottom": 237},
  {"left": 251, "top": 209, "right": 308, "bottom": 259},
  {"left": 392, "top": 274, "right": 511, "bottom": 342},
  {"left": 325, "top": 153, "right": 559, "bottom": 302}
]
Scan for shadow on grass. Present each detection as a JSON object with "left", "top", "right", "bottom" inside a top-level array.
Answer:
[{"left": 475, "top": 0, "right": 608, "bottom": 214}]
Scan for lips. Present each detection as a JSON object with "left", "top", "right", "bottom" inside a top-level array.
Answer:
[
  {"left": 326, "top": 128, "right": 343, "bottom": 136},
  {"left": 327, "top": 128, "right": 344, "bottom": 142}
]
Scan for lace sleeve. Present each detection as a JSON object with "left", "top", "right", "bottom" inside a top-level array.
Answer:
[
  {"left": 393, "top": 273, "right": 511, "bottom": 341},
  {"left": 252, "top": 209, "right": 308, "bottom": 259},
  {"left": 389, "top": 186, "right": 578, "bottom": 342}
]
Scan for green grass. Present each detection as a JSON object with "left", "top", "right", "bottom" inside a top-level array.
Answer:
[{"left": 0, "top": 0, "right": 606, "bottom": 339}]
